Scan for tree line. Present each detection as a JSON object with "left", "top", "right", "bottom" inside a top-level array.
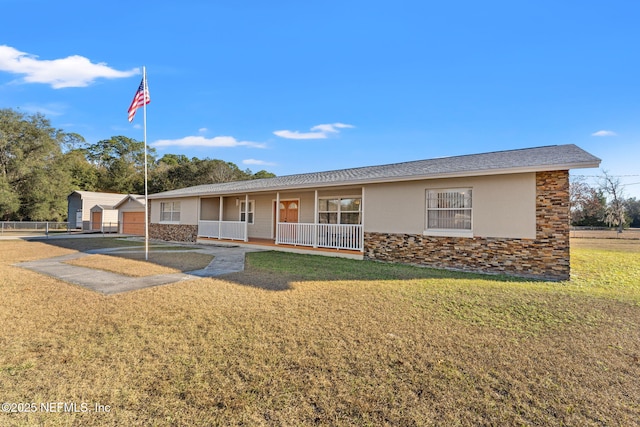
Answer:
[
  {"left": 4, "top": 108, "right": 639, "bottom": 227},
  {"left": 0, "top": 108, "right": 274, "bottom": 221},
  {"left": 571, "top": 172, "right": 640, "bottom": 230}
]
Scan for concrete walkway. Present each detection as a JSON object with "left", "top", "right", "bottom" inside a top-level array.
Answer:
[{"left": 15, "top": 244, "right": 264, "bottom": 295}]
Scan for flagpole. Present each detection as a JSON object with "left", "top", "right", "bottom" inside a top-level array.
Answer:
[{"left": 143, "top": 66, "right": 149, "bottom": 261}]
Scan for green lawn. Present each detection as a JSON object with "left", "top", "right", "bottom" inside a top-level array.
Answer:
[{"left": 0, "top": 238, "right": 638, "bottom": 426}]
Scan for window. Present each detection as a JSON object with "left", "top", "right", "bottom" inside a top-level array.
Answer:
[
  {"left": 160, "top": 201, "right": 181, "bottom": 222},
  {"left": 318, "top": 197, "right": 361, "bottom": 224},
  {"left": 240, "top": 200, "right": 254, "bottom": 224},
  {"left": 426, "top": 189, "right": 472, "bottom": 235}
]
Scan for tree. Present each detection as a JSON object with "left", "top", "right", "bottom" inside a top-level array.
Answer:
[
  {"left": 570, "top": 177, "right": 606, "bottom": 226},
  {"left": 83, "top": 136, "right": 156, "bottom": 194},
  {"left": 0, "top": 175, "right": 20, "bottom": 220},
  {"left": 624, "top": 198, "right": 640, "bottom": 228},
  {"left": 251, "top": 170, "right": 276, "bottom": 180},
  {"left": 148, "top": 156, "right": 272, "bottom": 193},
  {"left": 599, "top": 171, "right": 627, "bottom": 232},
  {"left": 0, "top": 108, "right": 73, "bottom": 220},
  {"left": 200, "top": 159, "right": 248, "bottom": 183},
  {"left": 63, "top": 149, "right": 99, "bottom": 191}
]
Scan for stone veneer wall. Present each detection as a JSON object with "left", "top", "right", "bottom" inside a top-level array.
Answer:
[
  {"left": 363, "top": 170, "right": 570, "bottom": 280},
  {"left": 149, "top": 223, "right": 198, "bottom": 243}
]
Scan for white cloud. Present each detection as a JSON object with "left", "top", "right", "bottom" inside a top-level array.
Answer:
[
  {"left": 21, "top": 102, "right": 67, "bottom": 116},
  {"left": 243, "top": 159, "right": 276, "bottom": 166},
  {"left": 0, "top": 45, "right": 138, "bottom": 89},
  {"left": 311, "top": 123, "right": 354, "bottom": 133},
  {"left": 152, "top": 135, "right": 266, "bottom": 149},
  {"left": 591, "top": 130, "right": 617, "bottom": 137},
  {"left": 273, "top": 129, "right": 327, "bottom": 139},
  {"left": 274, "top": 122, "right": 354, "bottom": 140},
  {"left": 198, "top": 127, "right": 208, "bottom": 133}
]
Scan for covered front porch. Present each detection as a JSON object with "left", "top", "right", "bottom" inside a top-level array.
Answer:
[{"left": 196, "top": 188, "right": 365, "bottom": 252}]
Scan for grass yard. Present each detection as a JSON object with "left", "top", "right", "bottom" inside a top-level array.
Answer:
[{"left": 0, "top": 238, "right": 638, "bottom": 426}]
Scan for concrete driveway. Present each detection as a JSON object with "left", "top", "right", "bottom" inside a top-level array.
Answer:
[{"left": 15, "top": 244, "right": 264, "bottom": 295}]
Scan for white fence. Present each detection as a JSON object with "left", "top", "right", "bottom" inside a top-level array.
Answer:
[
  {"left": 277, "top": 223, "right": 363, "bottom": 251},
  {"left": 198, "top": 220, "right": 247, "bottom": 241}
]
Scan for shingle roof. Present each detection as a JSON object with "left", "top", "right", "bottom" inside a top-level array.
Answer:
[
  {"left": 68, "top": 190, "right": 131, "bottom": 205},
  {"left": 148, "top": 144, "right": 600, "bottom": 199}
]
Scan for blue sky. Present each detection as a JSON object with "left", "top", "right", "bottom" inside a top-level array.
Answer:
[{"left": 1, "top": 0, "right": 639, "bottom": 197}]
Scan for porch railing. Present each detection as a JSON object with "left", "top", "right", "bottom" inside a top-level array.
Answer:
[
  {"left": 198, "top": 220, "right": 246, "bottom": 241},
  {"left": 277, "top": 223, "right": 363, "bottom": 251},
  {"left": 197, "top": 220, "right": 363, "bottom": 251}
]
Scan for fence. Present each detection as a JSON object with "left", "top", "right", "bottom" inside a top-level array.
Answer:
[
  {"left": 0, "top": 221, "right": 146, "bottom": 237},
  {"left": 570, "top": 227, "right": 640, "bottom": 240},
  {"left": 0, "top": 221, "right": 71, "bottom": 236}
]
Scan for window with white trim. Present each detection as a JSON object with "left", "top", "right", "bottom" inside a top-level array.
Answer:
[
  {"left": 426, "top": 189, "right": 472, "bottom": 233},
  {"left": 160, "top": 201, "right": 181, "bottom": 222},
  {"left": 318, "top": 197, "right": 361, "bottom": 224},
  {"left": 240, "top": 200, "right": 254, "bottom": 224}
]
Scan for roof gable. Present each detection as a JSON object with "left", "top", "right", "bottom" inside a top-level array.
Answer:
[{"left": 113, "top": 194, "right": 146, "bottom": 209}]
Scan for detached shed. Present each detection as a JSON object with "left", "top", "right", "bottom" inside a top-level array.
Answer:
[
  {"left": 67, "top": 191, "right": 129, "bottom": 230},
  {"left": 114, "top": 195, "right": 146, "bottom": 235},
  {"left": 89, "top": 205, "right": 119, "bottom": 233}
]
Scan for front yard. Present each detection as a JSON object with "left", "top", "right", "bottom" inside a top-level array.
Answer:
[{"left": 0, "top": 238, "right": 638, "bottom": 426}]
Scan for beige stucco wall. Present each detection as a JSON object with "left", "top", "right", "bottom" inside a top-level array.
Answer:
[
  {"left": 150, "top": 175, "right": 534, "bottom": 239},
  {"left": 363, "top": 172, "right": 536, "bottom": 239},
  {"left": 117, "top": 199, "right": 144, "bottom": 213},
  {"left": 150, "top": 197, "right": 199, "bottom": 225},
  {"left": 200, "top": 198, "right": 220, "bottom": 220}
]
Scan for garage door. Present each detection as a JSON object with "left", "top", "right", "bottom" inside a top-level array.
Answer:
[
  {"left": 122, "top": 212, "right": 145, "bottom": 235},
  {"left": 91, "top": 211, "right": 102, "bottom": 230}
]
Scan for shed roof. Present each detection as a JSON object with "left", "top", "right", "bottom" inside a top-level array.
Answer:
[
  {"left": 68, "top": 190, "right": 130, "bottom": 205},
  {"left": 148, "top": 144, "right": 600, "bottom": 199}
]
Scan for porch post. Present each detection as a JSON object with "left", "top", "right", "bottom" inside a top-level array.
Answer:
[
  {"left": 196, "top": 197, "right": 201, "bottom": 239},
  {"left": 218, "top": 196, "right": 223, "bottom": 240},
  {"left": 244, "top": 193, "right": 249, "bottom": 242},
  {"left": 275, "top": 192, "right": 280, "bottom": 245},
  {"left": 361, "top": 186, "right": 365, "bottom": 252},
  {"left": 313, "top": 190, "right": 318, "bottom": 248}
]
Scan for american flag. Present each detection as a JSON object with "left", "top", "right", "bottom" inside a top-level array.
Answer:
[{"left": 127, "top": 76, "right": 150, "bottom": 122}]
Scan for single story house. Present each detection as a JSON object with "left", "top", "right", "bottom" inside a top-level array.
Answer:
[
  {"left": 89, "top": 204, "right": 119, "bottom": 233},
  {"left": 114, "top": 195, "right": 146, "bottom": 235},
  {"left": 67, "top": 191, "right": 130, "bottom": 230},
  {"left": 147, "top": 144, "right": 600, "bottom": 280}
]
